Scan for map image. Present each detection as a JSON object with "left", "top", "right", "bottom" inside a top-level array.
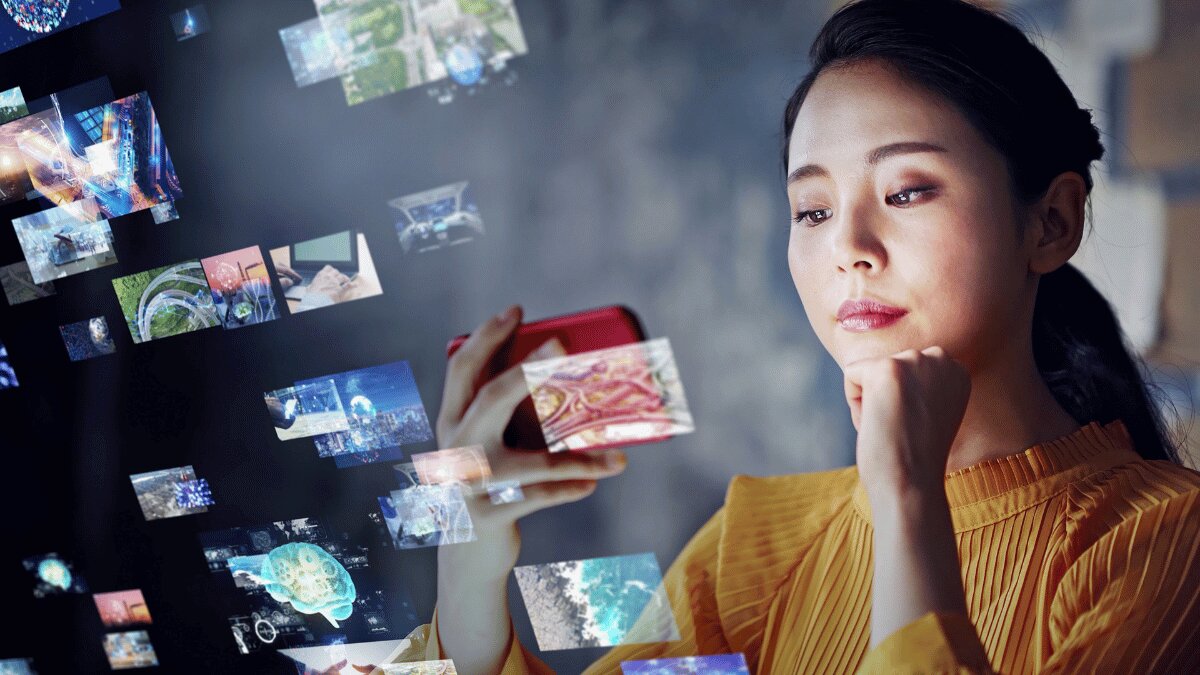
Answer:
[
  {"left": 313, "top": 0, "right": 528, "bottom": 105},
  {"left": 514, "top": 552, "right": 680, "bottom": 651}
]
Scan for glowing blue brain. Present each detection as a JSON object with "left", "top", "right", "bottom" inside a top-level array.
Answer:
[
  {"left": 37, "top": 557, "right": 71, "bottom": 591},
  {"left": 259, "top": 542, "right": 356, "bottom": 627}
]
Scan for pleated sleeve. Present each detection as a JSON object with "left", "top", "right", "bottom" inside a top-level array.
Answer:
[
  {"left": 1041, "top": 489, "right": 1200, "bottom": 673},
  {"left": 858, "top": 487, "right": 1200, "bottom": 674}
]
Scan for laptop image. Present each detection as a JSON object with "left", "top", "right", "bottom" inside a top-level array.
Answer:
[{"left": 282, "top": 231, "right": 359, "bottom": 301}]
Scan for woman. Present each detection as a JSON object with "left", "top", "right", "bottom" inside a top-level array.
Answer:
[{"left": 387, "top": 0, "right": 1200, "bottom": 672}]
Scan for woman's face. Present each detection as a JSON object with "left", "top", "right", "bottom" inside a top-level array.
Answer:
[{"left": 786, "top": 59, "right": 1034, "bottom": 372}]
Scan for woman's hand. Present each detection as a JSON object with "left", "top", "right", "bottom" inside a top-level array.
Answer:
[
  {"left": 433, "top": 304, "right": 628, "bottom": 675},
  {"left": 842, "top": 345, "right": 971, "bottom": 498},
  {"left": 843, "top": 345, "right": 974, "bottom": 647},
  {"left": 436, "top": 304, "right": 629, "bottom": 569}
]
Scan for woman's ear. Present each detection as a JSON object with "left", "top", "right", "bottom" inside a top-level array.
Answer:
[{"left": 1027, "top": 171, "right": 1087, "bottom": 275}]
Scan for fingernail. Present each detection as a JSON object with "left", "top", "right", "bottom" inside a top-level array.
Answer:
[
  {"left": 494, "top": 305, "right": 518, "bottom": 323},
  {"left": 531, "top": 337, "right": 565, "bottom": 359},
  {"left": 604, "top": 451, "right": 626, "bottom": 469}
]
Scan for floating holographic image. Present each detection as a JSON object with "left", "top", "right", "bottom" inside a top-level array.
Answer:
[
  {"left": 270, "top": 230, "right": 383, "bottom": 315},
  {"left": 621, "top": 654, "right": 751, "bottom": 674},
  {"left": 523, "top": 337, "right": 695, "bottom": 452},
  {"left": 300, "top": 361, "right": 433, "bottom": 457},
  {"left": 7, "top": 92, "right": 181, "bottom": 219},
  {"left": 129, "top": 465, "right": 210, "bottom": 520},
  {"left": 379, "top": 660, "right": 459, "bottom": 674},
  {"left": 280, "top": 638, "right": 413, "bottom": 674},
  {"left": 0, "top": 257, "right": 54, "bottom": 305},
  {"left": 201, "top": 516, "right": 414, "bottom": 654},
  {"left": 38, "top": 558, "right": 69, "bottom": 590},
  {"left": 0, "top": 85, "right": 27, "bottom": 122},
  {"left": 514, "top": 552, "right": 680, "bottom": 651},
  {"left": 313, "top": 0, "right": 527, "bottom": 106},
  {"left": 264, "top": 379, "right": 351, "bottom": 441},
  {"left": 412, "top": 445, "right": 491, "bottom": 487},
  {"left": 0, "top": 341, "right": 16, "bottom": 389},
  {"left": 170, "top": 4, "right": 209, "bottom": 41},
  {"left": 22, "top": 553, "right": 87, "bottom": 597},
  {"left": 59, "top": 316, "right": 116, "bottom": 361},
  {"left": 0, "top": 657, "right": 36, "bottom": 674},
  {"left": 390, "top": 182, "right": 483, "bottom": 254},
  {"left": 0, "top": 119, "right": 33, "bottom": 204},
  {"left": 0, "top": 0, "right": 119, "bottom": 56},
  {"left": 12, "top": 199, "right": 117, "bottom": 284},
  {"left": 101, "top": 630, "right": 159, "bottom": 670},
  {"left": 93, "top": 589, "right": 152, "bottom": 628},
  {"left": 259, "top": 542, "right": 357, "bottom": 628},
  {"left": 383, "top": 464, "right": 476, "bottom": 550},
  {"left": 279, "top": 16, "right": 346, "bottom": 87},
  {"left": 1, "top": 0, "right": 67, "bottom": 32},
  {"left": 149, "top": 201, "right": 178, "bottom": 224},
  {"left": 112, "top": 260, "right": 221, "bottom": 343},
  {"left": 201, "top": 246, "right": 280, "bottom": 330},
  {"left": 1, "top": 260, "right": 55, "bottom": 305}
]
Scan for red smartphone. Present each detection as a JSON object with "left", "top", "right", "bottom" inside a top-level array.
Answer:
[{"left": 446, "top": 305, "right": 647, "bottom": 450}]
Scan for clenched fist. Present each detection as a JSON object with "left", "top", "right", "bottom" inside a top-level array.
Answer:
[{"left": 842, "top": 346, "right": 972, "bottom": 498}]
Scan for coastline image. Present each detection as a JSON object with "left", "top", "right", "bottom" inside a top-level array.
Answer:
[{"left": 513, "top": 552, "right": 679, "bottom": 651}]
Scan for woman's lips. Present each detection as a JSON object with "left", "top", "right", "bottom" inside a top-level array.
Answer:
[{"left": 838, "top": 312, "right": 907, "bottom": 332}]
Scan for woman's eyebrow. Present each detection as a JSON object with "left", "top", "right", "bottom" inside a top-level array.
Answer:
[{"left": 787, "top": 141, "right": 948, "bottom": 185}]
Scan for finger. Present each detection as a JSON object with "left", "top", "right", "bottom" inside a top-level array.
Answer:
[
  {"left": 842, "top": 360, "right": 865, "bottom": 407},
  {"left": 483, "top": 479, "right": 599, "bottom": 520},
  {"left": 456, "top": 337, "right": 566, "bottom": 440},
  {"left": 440, "top": 305, "right": 522, "bottom": 426},
  {"left": 489, "top": 448, "right": 626, "bottom": 487}
]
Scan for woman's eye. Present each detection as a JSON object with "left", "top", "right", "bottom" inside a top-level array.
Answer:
[
  {"left": 885, "top": 186, "right": 935, "bottom": 206},
  {"left": 791, "top": 208, "right": 832, "bottom": 227}
]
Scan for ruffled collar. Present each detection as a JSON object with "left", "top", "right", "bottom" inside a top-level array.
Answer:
[{"left": 851, "top": 419, "right": 1141, "bottom": 531}]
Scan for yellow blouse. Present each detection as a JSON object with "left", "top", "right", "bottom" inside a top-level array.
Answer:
[{"left": 387, "top": 419, "right": 1200, "bottom": 673}]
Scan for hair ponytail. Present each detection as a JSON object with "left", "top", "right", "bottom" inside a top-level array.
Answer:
[
  {"left": 783, "top": 0, "right": 1182, "bottom": 463},
  {"left": 1033, "top": 264, "right": 1179, "bottom": 462}
]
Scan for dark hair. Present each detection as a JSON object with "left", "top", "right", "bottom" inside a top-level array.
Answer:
[{"left": 781, "top": 0, "right": 1180, "bottom": 463}]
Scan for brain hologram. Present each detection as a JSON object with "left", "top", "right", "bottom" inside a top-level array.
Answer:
[{"left": 258, "top": 542, "right": 356, "bottom": 627}]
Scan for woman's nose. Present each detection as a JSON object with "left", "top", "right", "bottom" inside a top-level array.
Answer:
[{"left": 831, "top": 198, "right": 885, "bottom": 273}]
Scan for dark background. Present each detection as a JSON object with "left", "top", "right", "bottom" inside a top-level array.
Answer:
[{"left": 0, "top": 0, "right": 870, "bottom": 672}]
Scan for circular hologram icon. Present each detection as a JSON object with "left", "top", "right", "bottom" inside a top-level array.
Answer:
[
  {"left": 37, "top": 557, "right": 71, "bottom": 591},
  {"left": 444, "top": 43, "right": 484, "bottom": 86},
  {"left": 348, "top": 395, "right": 376, "bottom": 420},
  {"left": 259, "top": 542, "right": 356, "bottom": 628},
  {"left": 254, "top": 618, "right": 278, "bottom": 644},
  {"left": 1, "top": 0, "right": 71, "bottom": 33}
]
